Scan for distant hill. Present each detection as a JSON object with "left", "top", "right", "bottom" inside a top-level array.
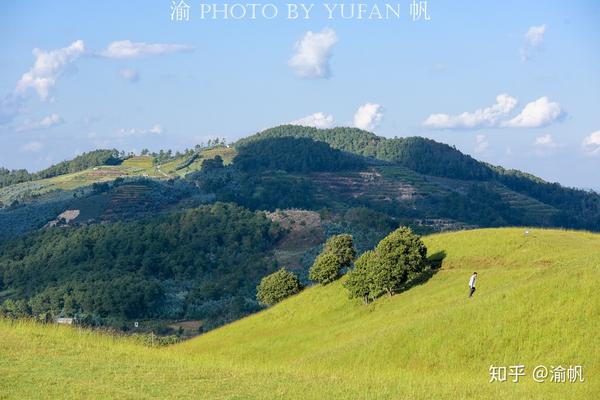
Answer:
[
  {"left": 0, "top": 149, "right": 122, "bottom": 188},
  {"left": 237, "top": 125, "right": 493, "bottom": 179},
  {"left": 1, "top": 228, "right": 598, "bottom": 399},
  {"left": 238, "top": 125, "right": 600, "bottom": 230}
]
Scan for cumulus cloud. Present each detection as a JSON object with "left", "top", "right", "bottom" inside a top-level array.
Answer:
[
  {"left": 15, "top": 40, "right": 85, "bottom": 101},
  {"left": 100, "top": 40, "right": 193, "bottom": 59},
  {"left": 423, "top": 94, "right": 518, "bottom": 129},
  {"left": 21, "top": 141, "right": 43, "bottom": 152},
  {"left": 353, "top": 103, "right": 384, "bottom": 131},
  {"left": 521, "top": 24, "right": 547, "bottom": 62},
  {"left": 502, "top": 97, "right": 563, "bottom": 128},
  {"left": 289, "top": 28, "right": 338, "bottom": 78},
  {"left": 423, "top": 94, "right": 563, "bottom": 130},
  {"left": 582, "top": 131, "right": 600, "bottom": 156},
  {"left": 17, "top": 113, "right": 64, "bottom": 132},
  {"left": 474, "top": 135, "right": 489, "bottom": 154},
  {"left": 290, "top": 112, "right": 335, "bottom": 128},
  {"left": 119, "top": 68, "right": 140, "bottom": 82}
]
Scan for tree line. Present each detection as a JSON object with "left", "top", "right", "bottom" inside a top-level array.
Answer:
[{"left": 256, "top": 227, "right": 431, "bottom": 306}]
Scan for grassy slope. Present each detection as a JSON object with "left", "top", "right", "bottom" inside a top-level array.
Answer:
[
  {"left": 1, "top": 228, "right": 599, "bottom": 399},
  {"left": 0, "top": 148, "right": 236, "bottom": 206}
]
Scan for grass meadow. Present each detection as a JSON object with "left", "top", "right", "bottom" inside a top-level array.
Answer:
[{"left": 1, "top": 228, "right": 598, "bottom": 399}]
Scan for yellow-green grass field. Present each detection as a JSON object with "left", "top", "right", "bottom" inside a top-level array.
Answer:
[{"left": 1, "top": 228, "right": 598, "bottom": 399}]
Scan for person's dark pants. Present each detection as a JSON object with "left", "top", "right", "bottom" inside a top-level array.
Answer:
[{"left": 469, "top": 287, "right": 476, "bottom": 297}]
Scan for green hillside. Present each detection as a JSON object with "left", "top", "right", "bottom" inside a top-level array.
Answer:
[
  {"left": 0, "top": 147, "right": 234, "bottom": 207},
  {"left": 1, "top": 228, "right": 598, "bottom": 399}
]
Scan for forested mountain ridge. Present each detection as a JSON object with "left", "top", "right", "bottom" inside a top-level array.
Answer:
[
  {"left": 237, "top": 125, "right": 600, "bottom": 229},
  {"left": 236, "top": 125, "right": 493, "bottom": 179}
]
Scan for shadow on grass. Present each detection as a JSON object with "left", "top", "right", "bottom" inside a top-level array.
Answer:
[{"left": 393, "top": 250, "right": 447, "bottom": 295}]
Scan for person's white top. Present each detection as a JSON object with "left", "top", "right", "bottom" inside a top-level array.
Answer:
[{"left": 469, "top": 274, "right": 477, "bottom": 288}]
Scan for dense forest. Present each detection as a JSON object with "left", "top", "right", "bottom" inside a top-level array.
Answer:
[
  {"left": 0, "top": 203, "right": 283, "bottom": 330},
  {"left": 0, "top": 149, "right": 121, "bottom": 188},
  {"left": 234, "top": 137, "right": 366, "bottom": 173},
  {"left": 239, "top": 125, "right": 600, "bottom": 229},
  {"left": 237, "top": 125, "right": 492, "bottom": 180}
]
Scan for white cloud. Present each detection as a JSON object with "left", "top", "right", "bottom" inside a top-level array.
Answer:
[
  {"left": 15, "top": 40, "right": 85, "bottom": 101},
  {"left": 533, "top": 134, "right": 559, "bottom": 156},
  {"left": 423, "top": 94, "right": 563, "bottom": 130},
  {"left": 525, "top": 25, "right": 547, "bottom": 46},
  {"left": 116, "top": 123, "right": 163, "bottom": 137},
  {"left": 423, "top": 94, "right": 518, "bottom": 129},
  {"left": 534, "top": 134, "right": 557, "bottom": 148},
  {"left": 502, "top": 97, "right": 562, "bottom": 128},
  {"left": 100, "top": 40, "right": 192, "bottom": 59},
  {"left": 17, "top": 113, "right": 64, "bottom": 132},
  {"left": 21, "top": 141, "right": 43, "bottom": 152},
  {"left": 474, "top": 135, "right": 489, "bottom": 154},
  {"left": 353, "top": 103, "right": 384, "bottom": 131},
  {"left": 290, "top": 112, "right": 335, "bottom": 128},
  {"left": 148, "top": 124, "right": 163, "bottom": 134},
  {"left": 119, "top": 68, "right": 139, "bottom": 82},
  {"left": 521, "top": 24, "right": 547, "bottom": 62},
  {"left": 582, "top": 131, "right": 600, "bottom": 156},
  {"left": 289, "top": 28, "right": 338, "bottom": 78}
]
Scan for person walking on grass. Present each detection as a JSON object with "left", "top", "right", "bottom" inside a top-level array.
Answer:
[{"left": 468, "top": 272, "right": 477, "bottom": 297}]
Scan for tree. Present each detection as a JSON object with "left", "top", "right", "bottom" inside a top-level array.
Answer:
[
  {"left": 344, "top": 250, "right": 376, "bottom": 304},
  {"left": 370, "top": 227, "right": 427, "bottom": 296},
  {"left": 309, "top": 252, "right": 341, "bottom": 285},
  {"left": 256, "top": 268, "right": 302, "bottom": 306},
  {"left": 308, "top": 234, "right": 356, "bottom": 285},
  {"left": 323, "top": 234, "right": 356, "bottom": 268},
  {"left": 343, "top": 227, "right": 428, "bottom": 303},
  {"left": 0, "top": 299, "right": 31, "bottom": 318},
  {"left": 309, "top": 234, "right": 356, "bottom": 285}
]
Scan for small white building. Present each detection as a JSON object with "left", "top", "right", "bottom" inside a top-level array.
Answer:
[{"left": 55, "top": 317, "right": 75, "bottom": 325}]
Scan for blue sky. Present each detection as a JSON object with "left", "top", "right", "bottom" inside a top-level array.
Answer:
[{"left": 0, "top": 1, "right": 599, "bottom": 189}]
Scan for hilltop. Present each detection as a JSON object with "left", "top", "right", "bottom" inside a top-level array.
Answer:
[{"left": 1, "top": 228, "right": 598, "bottom": 399}]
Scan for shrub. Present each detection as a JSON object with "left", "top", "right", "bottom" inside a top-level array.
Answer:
[{"left": 256, "top": 268, "right": 302, "bottom": 306}]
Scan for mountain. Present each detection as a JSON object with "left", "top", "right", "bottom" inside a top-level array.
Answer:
[
  {"left": 2, "top": 228, "right": 598, "bottom": 399},
  {"left": 1, "top": 126, "right": 600, "bottom": 332},
  {"left": 238, "top": 125, "right": 600, "bottom": 229}
]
